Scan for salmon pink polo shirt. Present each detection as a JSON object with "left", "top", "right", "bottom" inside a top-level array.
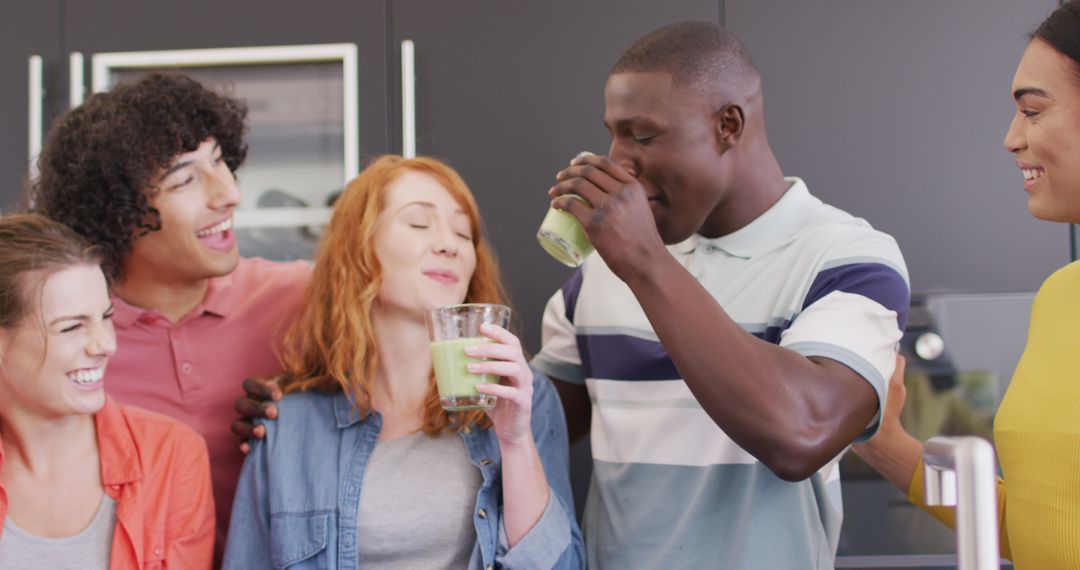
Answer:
[
  {"left": 0, "top": 397, "right": 216, "bottom": 569},
  {"left": 105, "top": 257, "right": 311, "bottom": 556}
]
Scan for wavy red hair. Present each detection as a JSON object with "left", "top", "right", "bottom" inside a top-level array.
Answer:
[{"left": 279, "top": 155, "right": 508, "bottom": 433}]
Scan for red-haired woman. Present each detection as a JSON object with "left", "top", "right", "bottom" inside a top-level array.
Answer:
[{"left": 223, "top": 156, "right": 583, "bottom": 569}]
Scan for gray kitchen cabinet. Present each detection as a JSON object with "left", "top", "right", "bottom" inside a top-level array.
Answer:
[{"left": 0, "top": 1, "right": 62, "bottom": 210}]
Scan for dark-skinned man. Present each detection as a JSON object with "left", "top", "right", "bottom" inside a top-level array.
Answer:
[{"left": 529, "top": 22, "right": 909, "bottom": 569}]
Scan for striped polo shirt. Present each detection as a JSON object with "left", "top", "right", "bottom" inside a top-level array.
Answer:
[{"left": 531, "top": 178, "right": 909, "bottom": 569}]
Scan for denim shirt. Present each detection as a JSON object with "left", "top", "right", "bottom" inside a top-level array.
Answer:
[{"left": 223, "top": 368, "right": 584, "bottom": 569}]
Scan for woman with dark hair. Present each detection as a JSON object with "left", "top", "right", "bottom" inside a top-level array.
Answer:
[
  {"left": 0, "top": 214, "right": 214, "bottom": 568},
  {"left": 853, "top": 2, "right": 1080, "bottom": 566},
  {"left": 223, "top": 156, "right": 583, "bottom": 569}
]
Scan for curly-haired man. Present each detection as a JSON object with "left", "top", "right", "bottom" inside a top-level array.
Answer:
[{"left": 31, "top": 73, "right": 311, "bottom": 560}]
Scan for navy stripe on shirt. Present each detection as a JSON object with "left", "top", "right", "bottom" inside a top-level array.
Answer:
[
  {"left": 752, "top": 321, "right": 793, "bottom": 345},
  {"left": 578, "top": 334, "right": 681, "bottom": 381},
  {"left": 802, "top": 262, "right": 910, "bottom": 329},
  {"left": 578, "top": 322, "right": 792, "bottom": 381},
  {"left": 562, "top": 268, "right": 584, "bottom": 324}
]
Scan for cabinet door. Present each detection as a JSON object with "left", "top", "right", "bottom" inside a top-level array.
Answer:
[
  {"left": 0, "top": 1, "right": 62, "bottom": 210},
  {"left": 64, "top": 0, "right": 388, "bottom": 158},
  {"left": 391, "top": 0, "right": 720, "bottom": 351}
]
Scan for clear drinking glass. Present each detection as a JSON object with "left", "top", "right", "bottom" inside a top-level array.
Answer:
[
  {"left": 425, "top": 303, "right": 512, "bottom": 410},
  {"left": 537, "top": 194, "right": 593, "bottom": 267}
]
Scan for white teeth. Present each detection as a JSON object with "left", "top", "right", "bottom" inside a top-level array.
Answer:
[
  {"left": 68, "top": 367, "right": 104, "bottom": 385},
  {"left": 196, "top": 218, "right": 233, "bottom": 237},
  {"left": 1023, "top": 169, "right": 1044, "bottom": 181}
]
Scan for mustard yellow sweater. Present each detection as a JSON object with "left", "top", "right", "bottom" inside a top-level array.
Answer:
[{"left": 908, "top": 260, "right": 1080, "bottom": 568}]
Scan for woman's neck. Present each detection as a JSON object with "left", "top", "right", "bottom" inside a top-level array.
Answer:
[
  {"left": 0, "top": 409, "right": 98, "bottom": 476},
  {"left": 369, "top": 304, "right": 435, "bottom": 417},
  {"left": 0, "top": 406, "right": 105, "bottom": 538}
]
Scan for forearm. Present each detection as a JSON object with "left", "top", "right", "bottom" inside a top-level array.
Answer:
[
  {"left": 498, "top": 436, "right": 551, "bottom": 547},
  {"left": 852, "top": 428, "right": 924, "bottom": 493},
  {"left": 622, "top": 250, "right": 876, "bottom": 477}
]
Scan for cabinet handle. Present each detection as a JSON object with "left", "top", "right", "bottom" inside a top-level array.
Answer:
[
  {"left": 28, "top": 55, "right": 43, "bottom": 181},
  {"left": 70, "top": 52, "right": 85, "bottom": 109},
  {"left": 922, "top": 436, "right": 999, "bottom": 570},
  {"left": 401, "top": 39, "right": 416, "bottom": 158}
]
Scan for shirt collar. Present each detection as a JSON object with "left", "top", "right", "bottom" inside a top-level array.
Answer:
[
  {"left": 673, "top": 177, "right": 817, "bottom": 259},
  {"left": 95, "top": 396, "right": 143, "bottom": 486},
  {"left": 334, "top": 390, "right": 368, "bottom": 428},
  {"left": 110, "top": 268, "right": 241, "bottom": 328}
]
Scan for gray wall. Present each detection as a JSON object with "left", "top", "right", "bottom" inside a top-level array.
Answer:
[{"left": 727, "top": 0, "right": 1066, "bottom": 295}]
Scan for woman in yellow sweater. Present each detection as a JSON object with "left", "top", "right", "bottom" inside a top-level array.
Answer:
[{"left": 852, "top": 3, "right": 1080, "bottom": 568}]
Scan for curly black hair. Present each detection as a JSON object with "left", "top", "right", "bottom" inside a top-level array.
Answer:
[{"left": 31, "top": 73, "right": 248, "bottom": 280}]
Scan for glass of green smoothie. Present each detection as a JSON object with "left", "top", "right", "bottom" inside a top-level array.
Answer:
[
  {"left": 425, "top": 303, "right": 512, "bottom": 410},
  {"left": 537, "top": 194, "right": 594, "bottom": 267}
]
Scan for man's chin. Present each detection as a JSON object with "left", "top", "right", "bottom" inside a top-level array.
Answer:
[
  {"left": 657, "top": 221, "right": 696, "bottom": 245},
  {"left": 206, "top": 249, "right": 241, "bottom": 277}
]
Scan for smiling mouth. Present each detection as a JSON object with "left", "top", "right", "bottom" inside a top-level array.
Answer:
[
  {"left": 67, "top": 367, "right": 105, "bottom": 385},
  {"left": 1021, "top": 168, "right": 1044, "bottom": 182},
  {"left": 197, "top": 217, "right": 233, "bottom": 237}
]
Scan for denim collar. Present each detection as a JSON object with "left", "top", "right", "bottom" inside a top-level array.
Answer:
[{"left": 332, "top": 390, "right": 367, "bottom": 428}]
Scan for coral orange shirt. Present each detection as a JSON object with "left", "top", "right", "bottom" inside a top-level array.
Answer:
[{"left": 0, "top": 397, "right": 215, "bottom": 569}]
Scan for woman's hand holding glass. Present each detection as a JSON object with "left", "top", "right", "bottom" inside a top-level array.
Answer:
[{"left": 466, "top": 323, "right": 535, "bottom": 446}]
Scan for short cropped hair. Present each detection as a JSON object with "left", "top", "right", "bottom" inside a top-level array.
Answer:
[
  {"left": 612, "top": 21, "right": 759, "bottom": 92},
  {"left": 31, "top": 73, "right": 248, "bottom": 280}
]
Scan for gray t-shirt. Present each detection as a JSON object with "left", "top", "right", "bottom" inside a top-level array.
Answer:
[
  {"left": 0, "top": 494, "right": 117, "bottom": 569},
  {"left": 356, "top": 430, "right": 482, "bottom": 569}
]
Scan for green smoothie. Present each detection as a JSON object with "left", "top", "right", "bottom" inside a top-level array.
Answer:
[
  {"left": 430, "top": 336, "right": 497, "bottom": 410},
  {"left": 537, "top": 196, "right": 593, "bottom": 267}
]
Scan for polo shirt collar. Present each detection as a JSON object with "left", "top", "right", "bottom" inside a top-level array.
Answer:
[
  {"left": 95, "top": 396, "right": 143, "bottom": 485},
  {"left": 110, "top": 293, "right": 146, "bottom": 329},
  {"left": 110, "top": 268, "right": 241, "bottom": 327},
  {"left": 674, "top": 177, "right": 817, "bottom": 259}
]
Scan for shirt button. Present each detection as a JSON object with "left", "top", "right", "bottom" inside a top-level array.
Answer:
[
  {"left": 478, "top": 508, "right": 487, "bottom": 519},
  {"left": 486, "top": 566, "right": 493, "bottom": 570},
  {"left": 462, "top": 426, "right": 472, "bottom": 434},
  {"left": 344, "top": 535, "right": 354, "bottom": 547},
  {"left": 181, "top": 362, "right": 193, "bottom": 374},
  {"left": 154, "top": 548, "right": 162, "bottom": 556},
  {"left": 479, "top": 458, "right": 491, "bottom": 466}
]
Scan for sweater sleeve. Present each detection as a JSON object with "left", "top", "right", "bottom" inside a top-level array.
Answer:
[{"left": 907, "top": 456, "right": 1011, "bottom": 561}]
